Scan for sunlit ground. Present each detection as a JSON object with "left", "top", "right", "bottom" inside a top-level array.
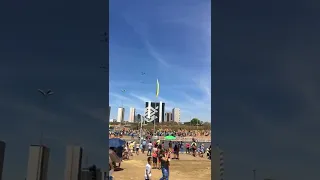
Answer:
[{"left": 112, "top": 153, "right": 211, "bottom": 180}]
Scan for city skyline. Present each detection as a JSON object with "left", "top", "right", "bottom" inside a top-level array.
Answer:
[{"left": 109, "top": 103, "right": 187, "bottom": 123}]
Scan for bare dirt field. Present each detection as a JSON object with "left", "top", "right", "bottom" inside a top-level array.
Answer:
[{"left": 112, "top": 153, "right": 211, "bottom": 180}]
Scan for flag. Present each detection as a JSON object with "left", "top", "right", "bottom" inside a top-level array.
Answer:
[{"left": 156, "top": 79, "right": 160, "bottom": 97}]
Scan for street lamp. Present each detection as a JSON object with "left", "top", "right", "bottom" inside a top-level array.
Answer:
[{"left": 36, "top": 89, "right": 54, "bottom": 180}]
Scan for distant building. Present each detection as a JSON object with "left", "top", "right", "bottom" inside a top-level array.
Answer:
[
  {"left": 80, "top": 168, "right": 101, "bottom": 180},
  {"left": 64, "top": 145, "right": 83, "bottom": 180},
  {"left": 117, "top": 107, "right": 125, "bottom": 123},
  {"left": 100, "top": 169, "right": 108, "bottom": 180},
  {"left": 172, "top": 108, "right": 181, "bottom": 123},
  {"left": 128, "top": 107, "right": 135, "bottom": 123},
  {"left": 134, "top": 114, "right": 142, "bottom": 123},
  {"left": 164, "top": 112, "right": 173, "bottom": 122},
  {"left": 26, "top": 145, "right": 50, "bottom": 180},
  {"left": 0, "top": 141, "right": 5, "bottom": 180},
  {"left": 109, "top": 119, "right": 117, "bottom": 123},
  {"left": 145, "top": 101, "right": 165, "bottom": 123}
]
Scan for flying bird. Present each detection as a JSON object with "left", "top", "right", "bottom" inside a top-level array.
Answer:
[
  {"left": 141, "top": 72, "right": 146, "bottom": 75},
  {"left": 100, "top": 65, "right": 108, "bottom": 72},
  {"left": 38, "top": 89, "right": 54, "bottom": 97},
  {"left": 121, "top": 89, "right": 126, "bottom": 92}
]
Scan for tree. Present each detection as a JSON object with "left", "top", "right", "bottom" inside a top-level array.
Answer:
[{"left": 190, "top": 118, "right": 201, "bottom": 125}]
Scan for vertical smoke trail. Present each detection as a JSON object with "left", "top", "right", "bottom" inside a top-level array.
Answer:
[{"left": 218, "top": 147, "right": 224, "bottom": 180}]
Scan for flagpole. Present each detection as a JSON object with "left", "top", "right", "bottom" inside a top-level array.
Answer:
[
  {"left": 140, "top": 116, "right": 143, "bottom": 144},
  {"left": 155, "top": 79, "right": 159, "bottom": 136},
  {"left": 154, "top": 100, "right": 156, "bottom": 134}
]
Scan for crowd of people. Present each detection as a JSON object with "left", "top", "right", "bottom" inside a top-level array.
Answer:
[
  {"left": 109, "top": 137, "right": 211, "bottom": 180},
  {"left": 109, "top": 127, "right": 211, "bottom": 139}
]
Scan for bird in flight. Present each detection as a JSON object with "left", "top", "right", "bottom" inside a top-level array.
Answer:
[
  {"left": 101, "top": 32, "right": 108, "bottom": 43},
  {"left": 38, "top": 89, "right": 54, "bottom": 97},
  {"left": 141, "top": 72, "right": 146, "bottom": 75},
  {"left": 100, "top": 64, "right": 108, "bottom": 72},
  {"left": 121, "top": 89, "right": 126, "bottom": 93}
]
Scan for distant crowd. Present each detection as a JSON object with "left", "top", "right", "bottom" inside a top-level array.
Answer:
[{"left": 109, "top": 128, "right": 211, "bottom": 139}]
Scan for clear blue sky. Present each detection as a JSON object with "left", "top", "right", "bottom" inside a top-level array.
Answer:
[{"left": 109, "top": 0, "right": 211, "bottom": 122}]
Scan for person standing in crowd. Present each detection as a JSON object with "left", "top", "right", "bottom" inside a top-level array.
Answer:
[
  {"left": 152, "top": 144, "right": 158, "bottom": 169},
  {"left": 157, "top": 145, "right": 163, "bottom": 169},
  {"left": 191, "top": 140, "right": 197, "bottom": 157},
  {"left": 129, "top": 141, "right": 134, "bottom": 156},
  {"left": 136, "top": 142, "right": 140, "bottom": 155},
  {"left": 186, "top": 142, "right": 190, "bottom": 154},
  {"left": 147, "top": 141, "right": 153, "bottom": 156},
  {"left": 145, "top": 157, "right": 152, "bottom": 180},
  {"left": 142, "top": 139, "right": 147, "bottom": 154},
  {"left": 173, "top": 143, "right": 180, "bottom": 160},
  {"left": 159, "top": 149, "right": 170, "bottom": 180},
  {"left": 168, "top": 141, "right": 172, "bottom": 152}
]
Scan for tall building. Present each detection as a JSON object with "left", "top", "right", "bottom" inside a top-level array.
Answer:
[
  {"left": 128, "top": 107, "right": 135, "bottom": 123},
  {"left": 164, "top": 112, "right": 173, "bottom": 122},
  {"left": 145, "top": 101, "right": 165, "bottom": 123},
  {"left": 26, "top": 145, "right": 50, "bottom": 180},
  {"left": 212, "top": 146, "right": 224, "bottom": 180},
  {"left": 108, "top": 106, "right": 111, "bottom": 122},
  {"left": 64, "top": 145, "right": 83, "bottom": 180},
  {"left": 172, "top": 108, "right": 181, "bottom": 123},
  {"left": 117, "top": 107, "right": 125, "bottom": 123},
  {"left": 134, "top": 114, "right": 142, "bottom": 123},
  {"left": 0, "top": 141, "right": 5, "bottom": 180}
]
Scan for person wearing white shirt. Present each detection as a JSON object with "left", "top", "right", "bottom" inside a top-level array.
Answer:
[
  {"left": 145, "top": 157, "right": 152, "bottom": 180},
  {"left": 147, "top": 141, "right": 153, "bottom": 156}
]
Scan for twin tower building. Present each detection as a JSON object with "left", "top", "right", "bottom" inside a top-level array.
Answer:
[
  {"left": 0, "top": 142, "right": 106, "bottom": 180},
  {"left": 111, "top": 101, "right": 181, "bottom": 123}
]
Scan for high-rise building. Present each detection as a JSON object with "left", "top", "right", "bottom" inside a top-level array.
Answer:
[
  {"left": 128, "top": 107, "right": 135, "bottom": 123},
  {"left": 164, "top": 112, "right": 173, "bottom": 122},
  {"left": 64, "top": 145, "right": 83, "bottom": 180},
  {"left": 212, "top": 146, "right": 224, "bottom": 180},
  {"left": 145, "top": 101, "right": 165, "bottom": 123},
  {"left": 172, "top": 108, "right": 181, "bottom": 123},
  {"left": 117, "top": 107, "right": 125, "bottom": 123},
  {"left": 108, "top": 106, "right": 111, "bottom": 122},
  {"left": 0, "top": 141, "right": 5, "bottom": 180},
  {"left": 26, "top": 145, "right": 50, "bottom": 180}
]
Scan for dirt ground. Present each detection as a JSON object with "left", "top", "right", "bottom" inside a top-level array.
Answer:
[{"left": 112, "top": 153, "right": 211, "bottom": 180}]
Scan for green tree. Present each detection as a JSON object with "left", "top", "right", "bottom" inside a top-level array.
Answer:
[{"left": 190, "top": 118, "right": 201, "bottom": 125}]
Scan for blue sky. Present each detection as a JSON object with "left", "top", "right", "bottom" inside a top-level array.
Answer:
[{"left": 109, "top": 0, "right": 211, "bottom": 122}]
